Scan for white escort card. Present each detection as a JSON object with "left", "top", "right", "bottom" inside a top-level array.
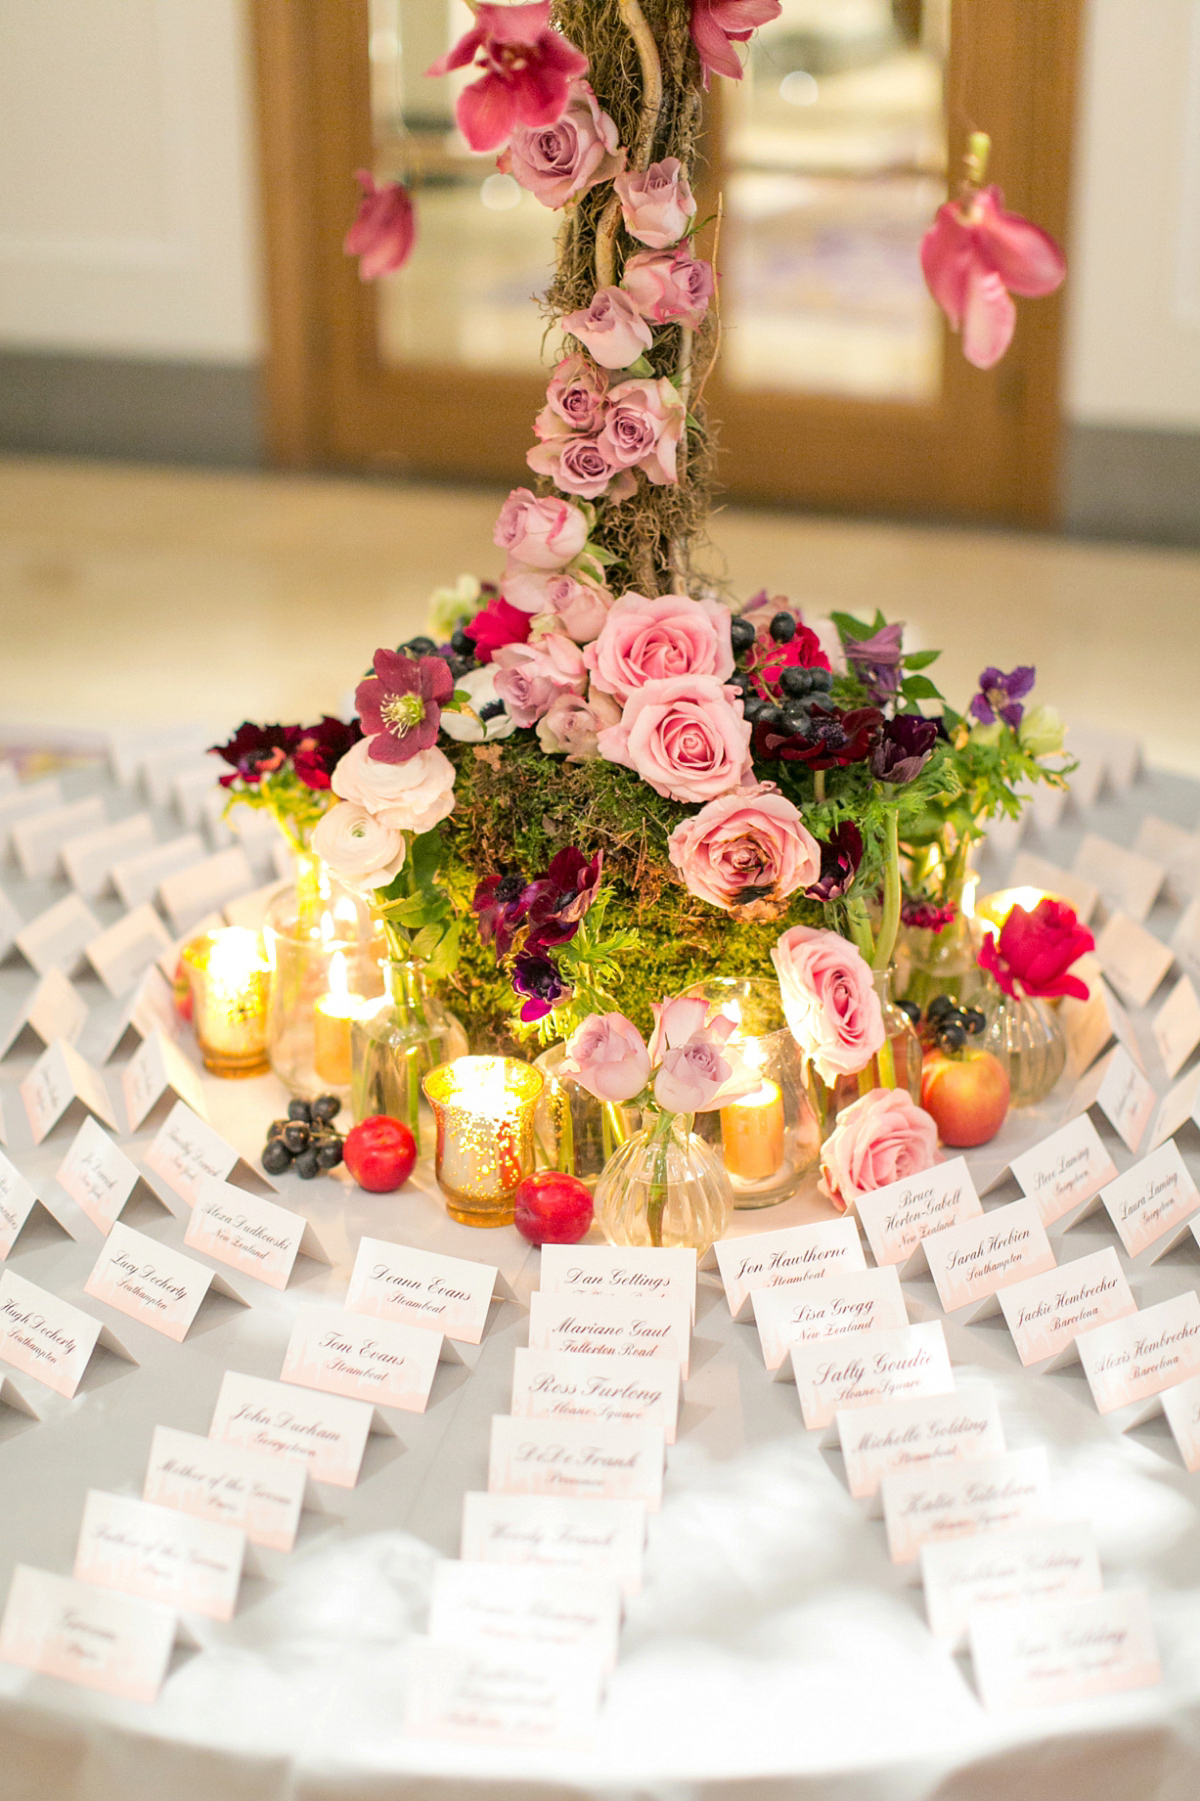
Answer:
[
  {"left": 0, "top": 1564, "right": 176, "bottom": 1704},
  {"left": 63, "top": 811, "right": 155, "bottom": 899},
  {"left": 0, "top": 1150, "right": 40, "bottom": 1260},
  {"left": 109, "top": 722, "right": 212, "bottom": 787},
  {"left": 539, "top": 1242, "right": 696, "bottom": 1323},
  {"left": 0, "top": 777, "right": 63, "bottom": 848},
  {"left": 185, "top": 1178, "right": 327, "bottom": 1290},
  {"left": 527, "top": 1288, "right": 692, "bottom": 1379},
  {"left": 1149, "top": 1065, "right": 1200, "bottom": 1152},
  {"left": 789, "top": 1319, "right": 954, "bottom": 1432},
  {"left": 13, "top": 795, "right": 106, "bottom": 881},
  {"left": 1066, "top": 1045, "right": 1157, "bottom": 1154},
  {"left": 1073, "top": 834, "right": 1166, "bottom": 923},
  {"left": 15, "top": 894, "right": 102, "bottom": 978},
  {"left": 921, "top": 1522, "right": 1102, "bottom": 1651},
  {"left": 144, "top": 1424, "right": 306, "bottom": 1552},
  {"left": 714, "top": 1217, "right": 866, "bottom": 1322},
  {"left": 488, "top": 1415, "right": 665, "bottom": 1510},
  {"left": 881, "top": 1446, "right": 1051, "bottom": 1568},
  {"left": 85, "top": 1221, "right": 244, "bottom": 1342},
  {"left": 142, "top": 1101, "right": 239, "bottom": 1210},
  {"left": 1077, "top": 1291, "right": 1200, "bottom": 1423},
  {"left": 21, "top": 1040, "right": 118, "bottom": 1144},
  {"left": 922, "top": 1198, "right": 1056, "bottom": 1323},
  {"left": 997, "top": 1248, "right": 1136, "bottom": 1371},
  {"left": 1095, "top": 912, "right": 1174, "bottom": 1009},
  {"left": 0, "top": 1268, "right": 133, "bottom": 1396},
  {"left": 402, "top": 1638, "right": 603, "bottom": 1752},
  {"left": 752, "top": 1266, "right": 907, "bottom": 1374},
  {"left": 55, "top": 1116, "right": 141, "bottom": 1236},
  {"left": 112, "top": 834, "right": 205, "bottom": 911},
  {"left": 123, "top": 1031, "right": 206, "bottom": 1132},
  {"left": 0, "top": 885, "right": 21, "bottom": 961},
  {"left": 1171, "top": 900, "right": 1200, "bottom": 984},
  {"left": 89, "top": 964, "right": 181, "bottom": 1069},
  {"left": 854, "top": 1157, "right": 983, "bottom": 1272},
  {"left": 210, "top": 1369, "right": 380, "bottom": 1489},
  {"left": 461, "top": 1492, "right": 646, "bottom": 1598},
  {"left": 1159, "top": 1371, "right": 1200, "bottom": 1472},
  {"left": 968, "top": 1587, "right": 1160, "bottom": 1712},
  {"left": 1098, "top": 1139, "right": 1200, "bottom": 1261},
  {"left": 346, "top": 1236, "right": 511, "bottom": 1346},
  {"left": 1135, "top": 815, "right": 1200, "bottom": 903},
  {"left": 281, "top": 1306, "right": 449, "bottom": 1415},
  {"left": 1007, "top": 1114, "right": 1119, "bottom": 1229},
  {"left": 1154, "top": 976, "right": 1200, "bottom": 1080},
  {"left": 86, "top": 905, "right": 173, "bottom": 1000},
  {"left": 1007, "top": 851, "right": 1098, "bottom": 922},
  {"left": 0, "top": 966, "right": 88, "bottom": 1059},
  {"left": 428, "top": 1560, "right": 621, "bottom": 1669},
  {"left": 159, "top": 847, "right": 255, "bottom": 935},
  {"left": 511, "top": 1347, "right": 680, "bottom": 1443},
  {"left": 836, "top": 1386, "right": 1006, "bottom": 1504},
  {"left": 74, "top": 1489, "right": 244, "bottom": 1624},
  {"left": 1060, "top": 971, "right": 1143, "bottom": 1079}
]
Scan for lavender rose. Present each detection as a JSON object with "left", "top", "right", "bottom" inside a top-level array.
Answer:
[
  {"left": 597, "top": 673, "right": 752, "bottom": 804},
  {"left": 539, "top": 353, "right": 608, "bottom": 435},
  {"left": 614, "top": 157, "right": 697, "bottom": 248},
  {"left": 599, "top": 377, "right": 685, "bottom": 484},
  {"left": 536, "top": 688, "right": 622, "bottom": 760},
  {"left": 500, "top": 79, "right": 625, "bottom": 208},
  {"left": 622, "top": 246, "right": 714, "bottom": 327},
  {"left": 585, "top": 591, "right": 734, "bottom": 704},
  {"left": 494, "top": 487, "right": 588, "bottom": 570},
  {"left": 526, "top": 428, "right": 629, "bottom": 499},
  {"left": 667, "top": 785, "right": 821, "bottom": 915},
  {"left": 561, "top": 287, "right": 653, "bottom": 369},
  {"left": 772, "top": 925, "right": 885, "bottom": 1085},
  {"left": 819, "top": 1087, "right": 942, "bottom": 1213},
  {"left": 561, "top": 1011, "right": 652, "bottom": 1104},
  {"left": 492, "top": 634, "right": 587, "bottom": 727},
  {"left": 505, "top": 568, "right": 613, "bottom": 641}
]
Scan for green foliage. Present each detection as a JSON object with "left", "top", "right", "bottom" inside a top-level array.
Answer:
[
  {"left": 222, "top": 770, "right": 331, "bottom": 853},
  {"left": 375, "top": 825, "right": 460, "bottom": 981}
]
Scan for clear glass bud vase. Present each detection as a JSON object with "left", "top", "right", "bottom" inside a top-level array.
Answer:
[
  {"left": 533, "top": 1042, "right": 640, "bottom": 1189},
  {"left": 980, "top": 983, "right": 1067, "bottom": 1107},
  {"left": 593, "top": 1109, "right": 733, "bottom": 1255},
  {"left": 264, "top": 852, "right": 385, "bottom": 1099},
  {"left": 808, "top": 968, "right": 923, "bottom": 1139},
  {"left": 351, "top": 958, "right": 468, "bottom": 1150}
]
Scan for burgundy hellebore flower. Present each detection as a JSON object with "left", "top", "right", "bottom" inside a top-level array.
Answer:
[
  {"left": 754, "top": 705, "right": 882, "bottom": 772},
  {"left": 871, "top": 713, "right": 939, "bottom": 785},
  {"left": 978, "top": 897, "right": 1094, "bottom": 1001},
  {"left": 844, "top": 622, "right": 905, "bottom": 702},
  {"left": 344, "top": 173, "right": 416, "bottom": 279},
  {"left": 463, "top": 594, "right": 533, "bottom": 664},
  {"left": 902, "top": 898, "right": 957, "bottom": 933},
  {"left": 210, "top": 722, "right": 300, "bottom": 789},
  {"left": 921, "top": 186, "right": 1066, "bottom": 370},
  {"left": 356, "top": 648, "right": 454, "bottom": 765},
  {"left": 473, "top": 869, "right": 531, "bottom": 961},
  {"left": 426, "top": 2, "right": 588, "bottom": 154},
  {"left": 969, "top": 665, "right": 1036, "bottom": 729},
  {"left": 523, "top": 847, "right": 604, "bottom": 950},
  {"left": 689, "top": 0, "right": 782, "bottom": 86},
  {"left": 291, "top": 716, "right": 364, "bottom": 791},
  {"left": 805, "top": 821, "right": 864, "bottom": 902},
  {"left": 512, "top": 949, "right": 569, "bottom": 1022}
]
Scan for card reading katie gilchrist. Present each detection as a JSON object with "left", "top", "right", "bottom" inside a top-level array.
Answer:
[
  {"left": 921, "top": 1522, "right": 1103, "bottom": 1652},
  {"left": 997, "top": 1247, "right": 1136, "bottom": 1371},
  {"left": 185, "top": 1178, "right": 329, "bottom": 1292},
  {"left": 142, "top": 1101, "right": 239, "bottom": 1212},
  {"left": 836, "top": 1386, "right": 1006, "bottom": 1504},
  {"left": 1098, "top": 1139, "right": 1200, "bottom": 1262},
  {"left": 752, "top": 1266, "right": 907, "bottom": 1375},
  {"left": 1007, "top": 1114, "right": 1119, "bottom": 1230},
  {"left": 0, "top": 1268, "right": 133, "bottom": 1397},
  {"left": 85, "top": 1221, "right": 243, "bottom": 1343},
  {"left": 345, "top": 1236, "right": 510, "bottom": 1345},
  {"left": 144, "top": 1424, "right": 306, "bottom": 1552},
  {"left": 1076, "top": 1291, "right": 1200, "bottom": 1423},
  {"left": 428, "top": 1559, "right": 622, "bottom": 1670},
  {"left": 714, "top": 1217, "right": 866, "bottom": 1322},
  {"left": 881, "top": 1446, "right": 1051, "bottom": 1568},
  {"left": 789, "top": 1319, "right": 955, "bottom": 1432},
  {"left": 539, "top": 1243, "right": 697, "bottom": 1323},
  {"left": 401, "top": 1638, "right": 604, "bottom": 1752},
  {"left": 854, "top": 1158, "right": 982, "bottom": 1272},
  {"left": 968, "top": 1588, "right": 1161, "bottom": 1712},
  {"left": 510, "top": 1347, "right": 680, "bottom": 1443},
  {"left": 74, "top": 1488, "right": 245, "bottom": 1623},
  {"left": 209, "top": 1369, "right": 377, "bottom": 1489},
  {"left": 0, "top": 1565, "right": 176, "bottom": 1705},
  {"left": 527, "top": 1289, "right": 692, "bottom": 1379},
  {"left": 487, "top": 1415, "right": 665, "bottom": 1510},
  {"left": 280, "top": 1306, "right": 447, "bottom": 1415},
  {"left": 461, "top": 1492, "right": 646, "bottom": 1598},
  {"left": 922, "top": 1198, "right": 1057, "bottom": 1323}
]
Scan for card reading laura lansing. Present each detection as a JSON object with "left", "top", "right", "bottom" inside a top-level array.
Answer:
[
  {"left": 460, "top": 1491, "right": 646, "bottom": 1598},
  {"left": 346, "top": 1236, "right": 513, "bottom": 1345},
  {"left": 714, "top": 1217, "right": 866, "bottom": 1322},
  {"left": 1096, "top": 1139, "right": 1200, "bottom": 1262}
]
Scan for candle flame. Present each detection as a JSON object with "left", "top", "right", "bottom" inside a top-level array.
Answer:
[{"left": 328, "top": 949, "right": 349, "bottom": 1000}]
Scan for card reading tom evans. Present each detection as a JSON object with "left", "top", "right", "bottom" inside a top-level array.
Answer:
[
  {"left": 752, "top": 1266, "right": 907, "bottom": 1374},
  {"left": 997, "top": 1247, "right": 1136, "bottom": 1370},
  {"left": 836, "top": 1386, "right": 1006, "bottom": 1502},
  {"left": 144, "top": 1424, "right": 306, "bottom": 1552},
  {"left": 1098, "top": 1139, "right": 1200, "bottom": 1261},
  {"left": 85, "top": 1221, "right": 238, "bottom": 1343},
  {"left": 280, "top": 1306, "right": 444, "bottom": 1415},
  {"left": 0, "top": 1269, "right": 129, "bottom": 1397},
  {"left": 968, "top": 1588, "right": 1161, "bottom": 1712},
  {"left": 346, "top": 1236, "right": 508, "bottom": 1345},
  {"left": 0, "top": 1564, "right": 176, "bottom": 1705},
  {"left": 74, "top": 1489, "right": 244, "bottom": 1623},
  {"left": 527, "top": 1289, "right": 692, "bottom": 1379},
  {"left": 854, "top": 1158, "right": 982, "bottom": 1271},
  {"left": 428, "top": 1560, "right": 621, "bottom": 1669},
  {"left": 210, "top": 1369, "right": 374, "bottom": 1489},
  {"left": 881, "top": 1446, "right": 1051, "bottom": 1567},
  {"left": 789, "top": 1319, "right": 954, "bottom": 1431},
  {"left": 488, "top": 1415, "right": 665, "bottom": 1510},
  {"left": 510, "top": 1347, "right": 680, "bottom": 1443},
  {"left": 1008, "top": 1114, "right": 1119, "bottom": 1228},
  {"left": 921, "top": 1522, "right": 1103, "bottom": 1651},
  {"left": 922, "top": 1197, "right": 1056, "bottom": 1322},
  {"left": 714, "top": 1217, "right": 866, "bottom": 1322},
  {"left": 1076, "top": 1291, "right": 1200, "bottom": 1420},
  {"left": 460, "top": 1492, "right": 646, "bottom": 1599},
  {"left": 538, "top": 1244, "right": 696, "bottom": 1324}
]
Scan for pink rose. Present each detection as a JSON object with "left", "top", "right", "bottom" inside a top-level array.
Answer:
[
  {"left": 585, "top": 591, "right": 734, "bottom": 704},
  {"left": 771, "top": 925, "right": 885, "bottom": 1084},
  {"left": 667, "top": 784, "right": 820, "bottom": 912},
  {"left": 504, "top": 569, "right": 613, "bottom": 641},
  {"left": 494, "top": 487, "right": 588, "bottom": 569},
  {"left": 622, "top": 247, "right": 714, "bottom": 327},
  {"left": 536, "top": 687, "right": 622, "bottom": 760},
  {"left": 597, "top": 673, "right": 752, "bottom": 804},
  {"left": 526, "top": 429, "right": 629, "bottom": 499},
  {"left": 819, "top": 1087, "right": 942, "bottom": 1214},
  {"left": 614, "top": 157, "right": 697, "bottom": 249},
  {"left": 332, "top": 738, "right": 457, "bottom": 834},
  {"left": 311, "top": 801, "right": 405, "bottom": 894},
  {"left": 492, "top": 634, "right": 586, "bottom": 727},
  {"left": 499, "top": 79, "right": 626, "bottom": 208},
  {"left": 542, "top": 353, "right": 608, "bottom": 433},
  {"left": 562, "top": 1011, "right": 651, "bottom": 1104},
  {"left": 600, "top": 377, "right": 685, "bottom": 484},
  {"left": 561, "top": 287, "right": 653, "bottom": 370}
]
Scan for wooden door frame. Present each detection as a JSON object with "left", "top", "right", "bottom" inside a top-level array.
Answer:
[{"left": 251, "top": 0, "right": 1082, "bottom": 524}]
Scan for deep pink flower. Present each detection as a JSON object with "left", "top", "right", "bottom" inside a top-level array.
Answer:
[
  {"left": 344, "top": 172, "right": 416, "bottom": 279},
  {"left": 426, "top": 3, "right": 588, "bottom": 154},
  {"left": 291, "top": 716, "right": 364, "bottom": 790},
  {"left": 356, "top": 650, "right": 454, "bottom": 765},
  {"left": 210, "top": 722, "right": 300, "bottom": 789},
  {"left": 921, "top": 185, "right": 1066, "bottom": 370},
  {"left": 978, "top": 898, "right": 1094, "bottom": 1002},
  {"left": 690, "top": 0, "right": 782, "bottom": 86},
  {"left": 463, "top": 594, "right": 534, "bottom": 663}
]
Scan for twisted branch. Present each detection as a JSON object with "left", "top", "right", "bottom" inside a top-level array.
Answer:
[{"left": 595, "top": 0, "right": 664, "bottom": 290}]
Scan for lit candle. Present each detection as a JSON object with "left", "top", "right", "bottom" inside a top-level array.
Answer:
[
  {"left": 423, "top": 1056, "right": 544, "bottom": 1226},
  {"left": 183, "top": 927, "right": 270, "bottom": 1077},
  {"left": 721, "top": 1078, "right": 785, "bottom": 1183},
  {"left": 313, "top": 950, "right": 364, "bottom": 1087}
]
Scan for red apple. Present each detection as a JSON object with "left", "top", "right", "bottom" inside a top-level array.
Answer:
[
  {"left": 920, "top": 1047, "right": 1010, "bottom": 1148},
  {"left": 513, "top": 1170, "right": 594, "bottom": 1245},
  {"left": 344, "top": 1116, "right": 417, "bottom": 1193},
  {"left": 171, "top": 956, "right": 194, "bottom": 1024}
]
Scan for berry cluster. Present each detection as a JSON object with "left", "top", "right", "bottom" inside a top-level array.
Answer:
[
  {"left": 916, "top": 993, "right": 987, "bottom": 1053},
  {"left": 729, "top": 610, "right": 835, "bottom": 734},
  {"left": 263, "top": 1096, "right": 345, "bottom": 1179}
]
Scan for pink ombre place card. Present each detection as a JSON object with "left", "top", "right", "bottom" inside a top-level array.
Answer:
[
  {"left": 21, "top": 1040, "right": 117, "bottom": 1144},
  {"left": 854, "top": 1157, "right": 982, "bottom": 1271},
  {"left": 527, "top": 1289, "right": 692, "bottom": 1379},
  {"left": 123, "top": 1031, "right": 205, "bottom": 1132},
  {"left": 714, "top": 1217, "right": 866, "bottom": 1322},
  {"left": 789, "top": 1319, "right": 954, "bottom": 1431},
  {"left": 752, "top": 1266, "right": 907, "bottom": 1374},
  {"left": 142, "top": 1102, "right": 238, "bottom": 1209},
  {"left": 280, "top": 1306, "right": 445, "bottom": 1414},
  {"left": 1077, "top": 1292, "right": 1200, "bottom": 1421},
  {"left": 1067, "top": 1045, "right": 1158, "bottom": 1154},
  {"left": 144, "top": 1424, "right": 306, "bottom": 1552},
  {"left": 0, "top": 1565, "right": 175, "bottom": 1704},
  {"left": 185, "top": 1178, "right": 322, "bottom": 1291},
  {"left": 210, "top": 1369, "right": 374, "bottom": 1489},
  {"left": 968, "top": 1588, "right": 1160, "bottom": 1712},
  {"left": 1095, "top": 913, "right": 1174, "bottom": 1010},
  {"left": 921, "top": 1522, "right": 1103, "bottom": 1651},
  {"left": 1008, "top": 1115, "right": 1119, "bottom": 1228},
  {"left": 922, "top": 1198, "right": 1056, "bottom": 1322},
  {"left": 1098, "top": 1140, "right": 1200, "bottom": 1261},
  {"left": 487, "top": 1415, "right": 665, "bottom": 1510},
  {"left": 511, "top": 1348, "right": 680, "bottom": 1443},
  {"left": 539, "top": 1244, "right": 696, "bottom": 1323},
  {"left": 85, "top": 1221, "right": 236, "bottom": 1342},
  {"left": 55, "top": 1116, "right": 139, "bottom": 1236},
  {"left": 881, "top": 1446, "right": 1051, "bottom": 1567},
  {"left": 0, "top": 1269, "right": 128, "bottom": 1397},
  {"left": 428, "top": 1560, "right": 621, "bottom": 1669},
  {"left": 836, "top": 1386, "right": 1006, "bottom": 1502},
  {"left": 402, "top": 1638, "right": 603, "bottom": 1752},
  {"left": 0, "top": 1151, "right": 39, "bottom": 1260},
  {"left": 460, "top": 1492, "right": 646, "bottom": 1599},
  {"left": 346, "top": 1236, "right": 508, "bottom": 1345},
  {"left": 997, "top": 1247, "right": 1136, "bottom": 1369},
  {"left": 74, "top": 1489, "right": 244, "bottom": 1623}
]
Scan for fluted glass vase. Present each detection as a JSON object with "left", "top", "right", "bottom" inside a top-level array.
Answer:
[
  {"left": 593, "top": 1109, "right": 733, "bottom": 1255},
  {"left": 351, "top": 958, "right": 468, "bottom": 1151},
  {"left": 980, "top": 983, "right": 1067, "bottom": 1107}
]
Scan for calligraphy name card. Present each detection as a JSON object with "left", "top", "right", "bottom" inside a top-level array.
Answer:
[
  {"left": 21, "top": 1040, "right": 117, "bottom": 1145},
  {"left": 921, "top": 1521, "right": 1102, "bottom": 1651},
  {"left": 1095, "top": 913, "right": 1174, "bottom": 1010},
  {"left": 922, "top": 1198, "right": 1056, "bottom": 1322},
  {"left": 1149, "top": 1066, "right": 1200, "bottom": 1152},
  {"left": 854, "top": 1158, "right": 982, "bottom": 1271},
  {"left": 55, "top": 1115, "right": 140, "bottom": 1236},
  {"left": 510, "top": 1347, "right": 680, "bottom": 1443},
  {"left": 280, "top": 1306, "right": 445, "bottom": 1415},
  {"left": 1158, "top": 1371, "right": 1200, "bottom": 1473},
  {"left": 428, "top": 1559, "right": 621, "bottom": 1669},
  {"left": 142, "top": 1101, "right": 238, "bottom": 1210},
  {"left": 0, "top": 1150, "right": 39, "bottom": 1260},
  {"left": 401, "top": 1638, "right": 603, "bottom": 1752},
  {"left": 789, "top": 1319, "right": 954, "bottom": 1432},
  {"left": 997, "top": 1247, "right": 1136, "bottom": 1370},
  {"left": 539, "top": 1242, "right": 696, "bottom": 1324},
  {"left": 836, "top": 1386, "right": 1006, "bottom": 1503},
  {"left": 346, "top": 1236, "right": 507, "bottom": 1345},
  {"left": 1067, "top": 1045, "right": 1157, "bottom": 1154},
  {"left": 85, "top": 1221, "right": 238, "bottom": 1343},
  {"left": 0, "top": 1268, "right": 129, "bottom": 1397},
  {"left": 0, "top": 1564, "right": 175, "bottom": 1704},
  {"left": 527, "top": 1289, "right": 692, "bottom": 1379},
  {"left": 1060, "top": 971, "right": 1142, "bottom": 1080},
  {"left": 1076, "top": 1291, "right": 1200, "bottom": 1422},
  {"left": 753, "top": 1266, "right": 907, "bottom": 1375},
  {"left": 185, "top": 1178, "right": 323, "bottom": 1291},
  {"left": 74, "top": 1488, "right": 244, "bottom": 1623},
  {"left": 488, "top": 1414, "right": 665, "bottom": 1510},
  {"left": 210, "top": 1369, "right": 374, "bottom": 1489},
  {"left": 714, "top": 1217, "right": 866, "bottom": 1322},
  {"left": 123, "top": 1031, "right": 206, "bottom": 1133},
  {"left": 1008, "top": 1114, "right": 1119, "bottom": 1229},
  {"left": 460, "top": 1491, "right": 646, "bottom": 1599},
  {"left": 968, "top": 1587, "right": 1160, "bottom": 1712},
  {"left": 1171, "top": 900, "right": 1200, "bottom": 984},
  {"left": 1098, "top": 1139, "right": 1200, "bottom": 1261},
  {"left": 881, "top": 1446, "right": 1051, "bottom": 1567},
  {"left": 144, "top": 1423, "right": 306, "bottom": 1552},
  {"left": 1154, "top": 976, "right": 1200, "bottom": 1080}
]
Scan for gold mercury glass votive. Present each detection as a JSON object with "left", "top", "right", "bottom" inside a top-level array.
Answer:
[
  {"left": 423, "top": 1056, "right": 544, "bottom": 1227},
  {"left": 182, "top": 927, "right": 271, "bottom": 1077}
]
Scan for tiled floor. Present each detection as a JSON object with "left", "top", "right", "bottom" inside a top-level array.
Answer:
[{"left": 0, "top": 454, "right": 1197, "bottom": 775}]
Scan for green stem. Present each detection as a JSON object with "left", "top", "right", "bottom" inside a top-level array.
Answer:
[
  {"left": 873, "top": 810, "right": 901, "bottom": 972},
  {"left": 813, "top": 770, "right": 826, "bottom": 804},
  {"left": 844, "top": 898, "right": 875, "bottom": 964},
  {"left": 645, "top": 1109, "right": 674, "bottom": 1249}
]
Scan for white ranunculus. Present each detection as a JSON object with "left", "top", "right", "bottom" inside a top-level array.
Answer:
[
  {"left": 1019, "top": 704, "right": 1065, "bottom": 758},
  {"left": 312, "top": 801, "right": 406, "bottom": 893},
  {"left": 333, "top": 736, "right": 458, "bottom": 831},
  {"left": 437, "top": 666, "right": 516, "bottom": 744}
]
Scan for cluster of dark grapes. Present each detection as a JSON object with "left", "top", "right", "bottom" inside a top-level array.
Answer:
[
  {"left": 262, "top": 1096, "right": 345, "bottom": 1179},
  {"left": 399, "top": 632, "right": 506, "bottom": 727},
  {"left": 909, "top": 993, "right": 987, "bottom": 1052},
  {"left": 728, "top": 610, "right": 834, "bottom": 735}
]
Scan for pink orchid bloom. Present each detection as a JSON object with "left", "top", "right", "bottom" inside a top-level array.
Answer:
[
  {"left": 690, "top": 0, "right": 782, "bottom": 86},
  {"left": 920, "top": 184, "right": 1066, "bottom": 369},
  {"left": 426, "top": 2, "right": 588, "bottom": 154},
  {"left": 343, "top": 172, "right": 416, "bottom": 279}
]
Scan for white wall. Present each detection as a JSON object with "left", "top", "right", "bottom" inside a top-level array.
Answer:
[
  {"left": 0, "top": 0, "right": 262, "bottom": 361},
  {"left": 1066, "top": 0, "right": 1200, "bottom": 429}
]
